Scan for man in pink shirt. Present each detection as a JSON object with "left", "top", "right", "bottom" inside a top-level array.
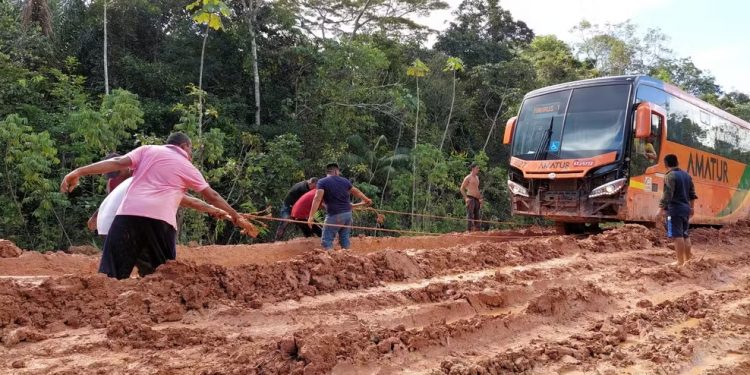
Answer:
[{"left": 61, "top": 132, "right": 257, "bottom": 279}]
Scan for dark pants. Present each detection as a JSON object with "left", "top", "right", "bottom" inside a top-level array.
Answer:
[
  {"left": 467, "top": 197, "right": 481, "bottom": 231},
  {"left": 274, "top": 203, "right": 292, "bottom": 241},
  {"left": 293, "top": 220, "right": 322, "bottom": 237},
  {"left": 99, "top": 215, "right": 176, "bottom": 280}
]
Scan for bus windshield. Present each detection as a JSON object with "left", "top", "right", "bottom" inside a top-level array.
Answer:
[{"left": 512, "top": 84, "right": 630, "bottom": 160}]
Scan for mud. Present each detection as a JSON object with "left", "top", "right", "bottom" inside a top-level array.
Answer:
[
  {"left": 2, "top": 224, "right": 750, "bottom": 374},
  {"left": 0, "top": 239, "right": 22, "bottom": 258}
]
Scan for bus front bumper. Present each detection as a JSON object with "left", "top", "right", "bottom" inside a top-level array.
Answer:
[{"left": 511, "top": 191, "right": 625, "bottom": 222}]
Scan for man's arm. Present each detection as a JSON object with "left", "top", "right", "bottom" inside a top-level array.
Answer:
[
  {"left": 61, "top": 157, "right": 133, "bottom": 192},
  {"left": 180, "top": 195, "right": 228, "bottom": 219},
  {"left": 688, "top": 179, "right": 698, "bottom": 217},
  {"left": 657, "top": 173, "right": 675, "bottom": 217},
  {"left": 307, "top": 189, "right": 325, "bottom": 227},
  {"left": 350, "top": 187, "right": 372, "bottom": 205},
  {"left": 199, "top": 187, "right": 258, "bottom": 237},
  {"left": 459, "top": 176, "right": 469, "bottom": 199},
  {"left": 87, "top": 209, "right": 99, "bottom": 231}
]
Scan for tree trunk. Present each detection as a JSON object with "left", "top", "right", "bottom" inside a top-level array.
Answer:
[
  {"left": 380, "top": 120, "right": 403, "bottom": 207},
  {"left": 198, "top": 27, "right": 209, "bottom": 140},
  {"left": 249, "top": 16, "right": 261, "bottom": 128},
  {"left": 241, "top": 0, "right": 262, "bottom": 129},
  {"left": 482, "top": 96, "right": 506, "bottom": 152},
  {"left": 411, "top": 77, "right": 420, "bottom": 228},
  {"left": 103, "top": 0, "right": 109, "bottom": 95},
  {"left": 439, "top": 70, "right": 456, "bottom": 151}
]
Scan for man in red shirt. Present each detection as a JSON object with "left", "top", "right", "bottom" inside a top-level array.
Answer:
[{"left": 291, "top": 189, "right": 323, "bottom": 237}]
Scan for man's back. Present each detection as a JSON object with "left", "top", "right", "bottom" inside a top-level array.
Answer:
[
  {"left": 662, "top": 168, "right": 696, "bottom": 216},
  {"left": 117, "top": 145, "right": 208, "bottom": 228},
  {"left": 291, "top": 189, "right": 317, "bottom": 219},
  {"left": 317, "top": 175, "right": 352, "bottom": 215},
  {"left": 284, "top": 181, "right": 310, "bottom": 207}
]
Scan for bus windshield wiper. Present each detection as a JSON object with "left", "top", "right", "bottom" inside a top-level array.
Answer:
[{"left": 534, "top": 117, "right": 555, "bottom": 160}]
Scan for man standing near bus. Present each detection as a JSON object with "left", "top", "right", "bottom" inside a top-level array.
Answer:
[
  {"left": 657, "top": 154, "right": 698, "bottom": 266},
  {"left": 460, "top": 162, "right": 482, "bottom": 231}
]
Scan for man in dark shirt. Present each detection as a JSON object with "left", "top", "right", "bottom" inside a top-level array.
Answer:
[
  {"left": 307, "top": 163, "right": 372, "bottom": 250},
  {"left": 657, "top": 154, "right": 698, "bottom": 266},
  {"left": 275, "top": 177, "right": 318, "bottom": 241}
]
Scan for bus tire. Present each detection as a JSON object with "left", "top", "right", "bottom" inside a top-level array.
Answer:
[{"left": 555, "top": 222, "right": 600, "bottom": 235}]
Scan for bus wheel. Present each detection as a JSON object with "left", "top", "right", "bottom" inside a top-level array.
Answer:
[{"left": 555, "top": 222, "right": 586, "bottom": 235}]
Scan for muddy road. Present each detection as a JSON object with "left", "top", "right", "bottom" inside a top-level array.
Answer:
[{"left": 1, "top": 224, "right": 749, "bottom": 374}]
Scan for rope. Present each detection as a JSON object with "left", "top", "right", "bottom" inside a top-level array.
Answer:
[
  {"left": 358, "top": 207, "right": 523, "bottom": 227},
  {"left": 242, "top": 213, "right": 548, "bottom": 241}
]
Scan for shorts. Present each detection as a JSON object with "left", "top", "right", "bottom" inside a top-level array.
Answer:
[
  {"left": 99, "top": 215, "right": 176, "bottom": 279},
  {"left": 665, "top": 215, "right": 689, "bottom": 239}
]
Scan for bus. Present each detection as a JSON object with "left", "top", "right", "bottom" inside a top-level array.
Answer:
[{"left": 503, "top": 75, "right": 750, "bottom": 233}]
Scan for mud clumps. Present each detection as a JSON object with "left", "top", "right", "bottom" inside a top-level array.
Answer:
[
  {"left": 297, "top": 334, "right": 340, "bottom": 374},
  {"left": 67, "top": 244, "right": 100, "bottom": 256},
  {"left": 106, "top": 314, "right": 227, "bottom": 349},
  {"left": 2, "top": 326, "right": 47, "bottom": 347},
  {"left": 578, "top": 224, "right": 657, "bottom": 253},
  {"left": 691, "top": 221, "right": 750, "bottom": 245},
  {"left": 620, "top": 257, "right": 723, "bottom": 285},
  {"left": 0, "top": 239, "right": 22, "bottom": 258},
  {"left": 525, "top": 283, "right": 611, "bottom": 317},
  {"left": 383, "top": 250, "right": 425, "bottom": 279}
]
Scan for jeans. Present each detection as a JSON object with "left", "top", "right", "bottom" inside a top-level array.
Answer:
[
  {"left": 466, "top": 197, "right": 481, "bottom": 231},
  {"left": 274, "top": 203, "right": 292, "bottom": 241},
  {"left": 321, "top": 211, "right": 353, "bottom": 250}
]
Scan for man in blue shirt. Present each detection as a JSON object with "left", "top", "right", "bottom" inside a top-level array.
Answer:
[
  {"left": 657, "top": 154, "right": 698, "bottom": 266},
  {"left": 307, "top": 163, "right": 372, "bottom": 250}
]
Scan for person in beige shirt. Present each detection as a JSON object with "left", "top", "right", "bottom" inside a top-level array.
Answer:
[{"left": 460, "top": 163, "right": 482, "bottom": 231}]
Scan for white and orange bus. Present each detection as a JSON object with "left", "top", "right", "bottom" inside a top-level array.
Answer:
[{"left": 503, "top": 75, "right": 750, "bottom": 233}]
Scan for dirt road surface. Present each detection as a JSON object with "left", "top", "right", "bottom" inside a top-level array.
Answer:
[{"left": 1, "top": 224, "right": 749, "bottom": 374}]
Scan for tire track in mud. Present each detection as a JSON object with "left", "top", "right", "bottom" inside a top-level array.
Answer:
[{"left": 1, "top": 223, "right": 750, "bottom": 374}]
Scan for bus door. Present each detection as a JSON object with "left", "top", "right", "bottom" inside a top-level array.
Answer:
[{"left": 628, "top": 106, "right": 665, "bottom": 221}]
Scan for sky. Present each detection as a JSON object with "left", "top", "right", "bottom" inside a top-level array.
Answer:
[{"left": 417, "top": 0, "right": 750, "bottom": 94}]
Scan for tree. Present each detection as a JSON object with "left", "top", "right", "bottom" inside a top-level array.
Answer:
[
  {"left": 406, "top": 58, "right": 428, "bottom": 226},
  {"left": 650, "top": 57, "right": 721, "bottom": 98},
  {"left": 571, "top": 19, "right": 672, "bottom": 76},
  {"left": 297, "top": 0, "right": 448, "bottom": 40},
  {"left": 434, "top": 0, "right": 533, "bottom": 67},
  {"left": 523, "top": 35, "right": 590, "bottom": 87},
  {"left": 240, "top": 0, "right": 262, "bottom": 129},
  {"left": 186, "top": 0, "right": 230, "bottom": 164},
  {"left": 439, "top": 56, "right": 464, "bottom": 151},
  {"left": 103, "top": 0, "right": 109, "bottom": 95},
  {"left": 21, "top": 0, "right": 52, "bottom": 36}
]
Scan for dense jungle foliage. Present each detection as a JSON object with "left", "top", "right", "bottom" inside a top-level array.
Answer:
[{"left": 3, "top": 0, "right": 749, "bottom": 250}]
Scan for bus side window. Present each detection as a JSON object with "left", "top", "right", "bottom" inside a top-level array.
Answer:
[{"left": 649, "top": 113, "right": 662, "bottom": 163}]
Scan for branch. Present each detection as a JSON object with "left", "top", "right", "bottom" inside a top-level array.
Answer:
[{"left": 351, "top": 0, "right": 373, "bottom": 37}]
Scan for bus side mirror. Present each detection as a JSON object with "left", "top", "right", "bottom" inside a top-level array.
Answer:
[
  {"left": 635, "top": 102, "right": 667, "bottom": 138},
  {"left": 503, "top": 116, "right": 517, "bottom": 145}
]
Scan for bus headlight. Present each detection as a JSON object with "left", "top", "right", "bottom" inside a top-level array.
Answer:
[
  {"left": 508, "top": 180, "right": 529, "bottom": 197},
  {"left": 589, "top": 178, "right": 627, "bottom": 198}
]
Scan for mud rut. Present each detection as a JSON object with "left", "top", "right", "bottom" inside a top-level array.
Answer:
[{"left": 1, "top": 224, "right": 750, "bottom": 374}]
